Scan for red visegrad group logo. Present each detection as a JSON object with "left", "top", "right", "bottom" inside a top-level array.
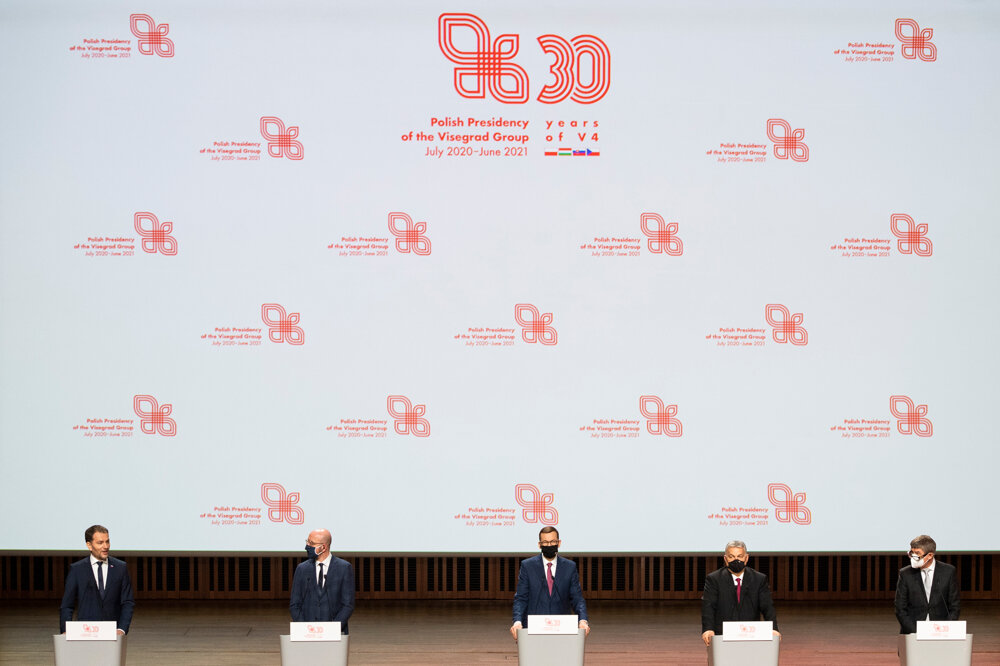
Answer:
[
  {"left": 387, "top": 395, "right": 430, "bottom": 437},
  {"left": 890, "top": 214, "right": 932, "bottom": 256},
  {"left": 388, "top": 212, "right": 431, "bottom": 255},
  {"left": 437, "top": 13, "right": 609, "bottom": 104},
  {"left": 133, "top": 394, "right": 176, "bottom": 436},
  {"left": 765, "top": 304, "right": 808, "bottom": 345},
  {"left": 767, "top": 483, "right": 811, "bottom": 525},
  {"left": 638, "top": 395, "right": 683, "bottom": 437},
  {"left": 261, "top": 482, "right": 304, "bottom": 524},
  {"left": 260, "top": 117, "right": 303, "bottom": 160},
  {"left": 640, "top": 213, "right": 683, "bottom": 255},
  {"left": 889, "top": 395, "right": 933, "bottom": 437},
  {"left": 261, "top": 303, "right": 304, "bottom": 345},
  {"left": 129, "top": 14, "right": 174, "bottom": 57},
  {"left": 134, "top": 212, "right": 177, "bottom": 255},
  {"left": 895, "top": 19, "right": 936, "bottom": 61},
  {"left": 766, "top": 119, "right": 808, "bottom": 162},
  {"left": 515, "top": 483, "right": 558, "bottom": 525},
  {"left": 514, "top": 303, "right": 557, "bottom": 345}
]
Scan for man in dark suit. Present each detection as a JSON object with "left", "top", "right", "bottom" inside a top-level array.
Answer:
[
  {"left": 510, "top": 526, "right": 589, "bottom": 640},
  {"left": 894, "top": 534, "right": 960, "bottom": 634},
  {"left": 701, "top": 539, "right": 779, "bottom": 646},
  {"left": 59, "top": 525, "right": 135, "bottom": 635},
  {"left": 290, "top": 528, "right": 355, "bottom": 633}
]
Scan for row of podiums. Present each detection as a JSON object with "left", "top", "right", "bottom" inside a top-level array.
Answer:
[{"left": 53, "top": 618, "right": 974, "bottom": 665}]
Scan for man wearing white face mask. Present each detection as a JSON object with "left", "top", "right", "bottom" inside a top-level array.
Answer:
[{"left": 894, "top": 534, "right": 960, "bottom": 634}]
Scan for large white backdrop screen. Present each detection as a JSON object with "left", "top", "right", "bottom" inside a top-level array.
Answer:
[{"left": 1, "top": 0, "right": 998, "bottom": 552}]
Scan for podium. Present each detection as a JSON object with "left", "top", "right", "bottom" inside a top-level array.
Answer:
[
  {"left": 279, "top": 634, "right": 349, "bottom": 666},
  {"left": 898, "top": 633, "right": 973, "bottom": 666},
  {"left": 516, "top": 628, "right": 585, "bottom": 666},
  {"left": 707, "top": 635, "right": 779, "bottom": 666},
  {"left": 52, "top": 633, "right": 126, "bottom": 666}
]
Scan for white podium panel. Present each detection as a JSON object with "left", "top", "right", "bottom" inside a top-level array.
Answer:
[
  {"left": 708, "top": 634, "right": 778, "bottom": 666},
  {"left": 516, "top": 628, "right": 585, "bottom": 666},
  {"left": 279, "top": 634, "right": 349, "bottom": 666},
  {"left": 53, "top": 633, "right": 126, "bottom": 666},
  {"left": 898, "top": 633, "right": 973, "bottom": 666}
]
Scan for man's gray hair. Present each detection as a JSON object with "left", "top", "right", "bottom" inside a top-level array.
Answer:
[{"left": 725, "top": 540, "right": 747, "bottom": 552}]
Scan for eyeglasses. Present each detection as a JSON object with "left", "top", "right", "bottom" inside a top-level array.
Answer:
[{"left": 539, "top": 540, "right": 559, "bottom": 546}]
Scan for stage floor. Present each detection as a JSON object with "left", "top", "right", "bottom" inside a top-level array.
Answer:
[{"left": 2, "top": 599, "right": 997, "bottom": 665}]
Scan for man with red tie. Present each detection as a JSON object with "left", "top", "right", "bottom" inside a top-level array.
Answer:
[
  {"left": 59, "top": 525, "right": 135, "bottom": 635},
  {"left": 701, "top": 539, "right": 779, "bottom": 646},
  {"left": 510, "top": 527, "right": 590, "bottom": 640}
]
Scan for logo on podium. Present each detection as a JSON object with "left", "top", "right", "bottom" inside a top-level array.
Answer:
[
  {"left": 260, "top": 117, "right": 304, "bottom": 160},
  {"left": 514, "top": 303, "right": 557, "bottom": 345},
  {"left": 640, "top": 213, "right": 683, "bottom": 255},
  {"left": 765, "top": 304, "right": 808, "bottom": 345},
  {"left": 388, "top": 212, "right": 432, "bottom": 255},
  {"left": 387, "top": 395, "right": 430, "bottom": 437},
  {"left": 767, "top": 483, "right": 811, "bottom": 525},
  {"left": 261, "top": 482, "right": 304, "bottom": 524},
  {"left": 261, "top": 303, "right": 304, "bottom": 345},
  {"left": 129, "top": 14, "right": 174, "bottom": 57},
  {"left": 515, "top": 483, "right": 558, "bottom": 524},
  {"left": 134, "top": 212, "right": 177, "bottom": 255},
  {"left": 133, "top": 394, "right": 176, "bottom": 436},
  {"left": 895, "top": 19, "right": 937, "bottom": 61},
  {"left": 638, "top": 395, "right": 683, "bottom": 437},
  {"left": 890, "top": 214, "right": 933, "bottom": 256},
  {"left": 889, "top": 395, "right": 933, "bottom": 436},
  {"left": 766, "top": 119, "right": 809, "bottom": 162}
]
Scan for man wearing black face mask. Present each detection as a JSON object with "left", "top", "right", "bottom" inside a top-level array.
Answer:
[
  {"left": 290, "top": 528, "right": 355, "bottom": 633},
  {"left": 701, "top": 540, "right": 779, "bottom": 646},
  {"left": 510, "top": 526, "right": 590, "bottom": 640}
]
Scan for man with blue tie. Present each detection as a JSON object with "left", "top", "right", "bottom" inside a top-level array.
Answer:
[
  {"left": 510, "top": 526, "right": 590, "bottom": 640},
  {"left": 59, "top": 525, "right": 135, "bottom": 635},
  {"left": 290, "top": 528, "right": 355, "bottom": 633}
]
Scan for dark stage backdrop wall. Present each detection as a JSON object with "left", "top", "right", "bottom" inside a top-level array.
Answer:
[{"left": 1, "top": 0, "right": 998, "bottom": 553}]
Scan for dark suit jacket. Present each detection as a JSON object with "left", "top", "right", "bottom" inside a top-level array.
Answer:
[
  {"left": 59, "top": 556, "right": 135, "bottom": 634},
  {"left": 512, "top": 555, "right": 588, "bottom": 627},
  {"left": 894, "top": 561, "right": 960, "bottom": 634},
  {"left": 290, "top": 556, "right": 355, "bottom": 633},
  {"left": 701, "top": 566, "right": 778, "bottom": 634}
]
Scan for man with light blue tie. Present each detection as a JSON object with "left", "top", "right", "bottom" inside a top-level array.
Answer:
[
  {"left": 510, "top": 526, "right": 590, "bottom": 640},
  {"left": 59, "top": 525, "right": 135, "bottom": 635}
]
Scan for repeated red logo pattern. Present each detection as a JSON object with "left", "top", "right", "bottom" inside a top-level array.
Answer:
[
  {"left": 129, "top": 14, "right": 174, "bottom": 57},
  {"left": 766, "top": 119, "right": 809, "bottom": 162},
  {"left": 639, "top": 213, "right": 683, "bottom": 255},
  {"left": 889, "top": 395, "right": 933, "bottom": 436},
  {"left": 764, "top": 304, "right": 808, "bottom": 345},
  {"left": 638, "top": 395, "right": 683, "bottom": 437},
  {"left": 261, "top": 303, "right": 304, "bottom": 345},
  {"left": 514, "top": 304, "right": 558, "bottom": 345},
  {"left": 895, "top": 19, "right": 937, "bottom": 62},
  {"left": 260, "top": 117, "right": 304, "bottom": 160},
  {"left": 515, "top": 483, "right": 558, "bottom": 525},
  {"left": 890, "top": 214, "right": 933, "bottom": 256},
  {"left": 388, "top": 212, "right": 432, "bottom": 255},
  {"left": 134, "top": 212, "right": 177, "bottom": 255},
  {"left": 767, "top": 483, "right": 811, "bottom": 525},
  {"left": 437, "top": 13, "right": 609, "bottom": 104},
  {"left": 387, "top": 395, "right": 430, "bottom": 437},
  {"left": 261, "top": 482, "right": 304, "bottom": 524},
  {"left": 133, "top": 394, "right": 176, "bottom": 436}
]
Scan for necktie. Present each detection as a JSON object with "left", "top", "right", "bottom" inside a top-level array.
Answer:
[
  {"left": 546, "top": 562, "right": 554, "bottom": 595},
  {"left": 736, "top": 577, "right": 741, "bottom": 603},
  {"left": 922, "top": 569, "right": 931, "bottom": 601},
  {"left": 318, "top": 563, "right": 325, "bottom": 589},
  {"left": 97, "top": 561, "right": 105, "bottom": 598}
]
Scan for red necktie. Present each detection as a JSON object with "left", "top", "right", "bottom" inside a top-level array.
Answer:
[
  {"left": 736, "top": 577, "right": 742, "bottom": 603},
  {"left": 547, "top": 562, "right": 554, "bottom": 595}
]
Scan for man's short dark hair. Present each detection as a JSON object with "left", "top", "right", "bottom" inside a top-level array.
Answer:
[
  {"left": 910, "top": 534, "right": 936, "bottom": 554},
  {"left": 539, "top": 526, "right": 559, "bottom": 540},
  {"left": 85, "top": 525, "right": 109, "bottom": 543}
]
